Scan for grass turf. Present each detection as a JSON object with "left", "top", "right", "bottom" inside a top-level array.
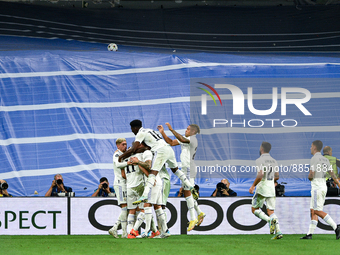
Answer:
[{"left": 2, "top": 234, "right": 339, "bottom": 255}]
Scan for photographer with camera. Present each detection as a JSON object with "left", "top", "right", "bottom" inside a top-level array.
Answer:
[
  {"left": 92, "top": 177, "right": 115, "bottom": 197},
  {"left": 211, "top": 179, "right": 237, "bottom": 197},
  {"left": 45, "top": 174, "right": 73, "bottom": 197},
  {"left": 0, "top": 179, "right": 12, "bottom": 197}
]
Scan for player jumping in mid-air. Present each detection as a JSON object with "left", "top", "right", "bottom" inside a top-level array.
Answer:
[
  {"left": 119, "top": 120, "right": 198, "bottom": 203},
  {"left": 249, "top": 141, "right": 283, "bottom": 240},
  {"left": 300, "top": 140, "right": 340, "bottom": 240},
  {"left": 158, "top": 123, "right": 205, "bottom": 231}
]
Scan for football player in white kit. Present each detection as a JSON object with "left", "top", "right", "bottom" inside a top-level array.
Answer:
[
  {"left": 158, "top": 123, "right": 205, "bottom": 232},
  {"left": 249, "top": 141, "right": 283, "bottom": 239},
  {"left": 300, "top": 140, "right": 340, "bottom": 240},
  {"left": 109, "top": 138, "right": 128, "bottom": 238},
  {"left": 118, "top": 119, "right": 198, "bottom": 204}
]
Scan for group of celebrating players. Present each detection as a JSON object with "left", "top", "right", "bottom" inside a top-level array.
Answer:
[
  {"left": 108, "top": 120, "right": 205, "bottom": 238},
  {"left": 106, "top": 119, "right": 340, "bottom": 240}
]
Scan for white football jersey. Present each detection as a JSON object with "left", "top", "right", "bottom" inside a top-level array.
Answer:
[
  {"left": 113, "top": 149, "right": 127, "bottom": 186},
  {"left": 255, "top": 153, "right": 279, "bottom": 197},
  {"left": 310, "top": 152, "right": 330, "bottom": 191},
  {"left": 135, "top": 127, "right": 167, "bottom": 152},
  {"left": 124, "top": 150, "right": 153, "bottom": 189},
  {"left": 178, "top": 135, "right": 198, "bottom": 169}
]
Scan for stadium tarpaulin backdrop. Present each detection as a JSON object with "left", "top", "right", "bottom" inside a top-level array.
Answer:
[{"left": 1, "top": 36, "right": 340, "bottom": 197}]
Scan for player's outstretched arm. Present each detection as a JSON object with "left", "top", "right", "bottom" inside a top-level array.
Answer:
[
  {"left": 165, "top": 122, "right": 189, "bottom": 144},
  {"left": 157, "top": 124, "right": 179, "bottom": 146}
]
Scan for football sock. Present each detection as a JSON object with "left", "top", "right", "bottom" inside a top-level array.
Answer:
[
  {"left": 270, "top": 213, "right": 281, "bottom": 232},
  {"left": 164, "top": 209, "right": 168, "bottom": 223},
  {"left": 307, "top": 220, "right": 318, "bottom": 235},
  {"left": 155, "top": 208, "right": 168, "bottom": 233},
  {"left": 142, "top": 174, "right": 156, "bottom": 197},
  {"left": 144, "top": 207, "right": 153, "bottom": 233},
  {"left": 323, "top": 214, "right": 337, "bottom": 230},
  {"left": 151, "top": 217, "right": 158, "bottom": 233},
  {"left": 174, "top": 170, "right": 192, "bottom": 189},
  {"left": 120, "top": 207, "right": 128, "bottom": 234},
  {"left": 112, "top": 219, "right": 121, "bottom": 230},
  {"left": 254, "top": 209, "right": 270, "bottom": 222},
  {"left": 127, "top": 214, "right": 135, "bottom": 234},
  {"left": 185, "top": 195, "right": 196, "bottom": 221},
  {"left": 194, "top": 199, "right": 203, "bottom": 215},
  {"left": 133, "top": 212, "right": 145, "bottom": 231}
]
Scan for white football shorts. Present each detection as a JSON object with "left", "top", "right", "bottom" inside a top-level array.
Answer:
[
  {"left": 114, "top": 184, "right": 127, "bottom": 205},
  {"left": 251, "top": 193, "right": 276, "bottom": 211},
  {"left": 310, "top": 189, "right": 326, "bottom": 211},
  {"left": 151, "top": 146, "right": 178, "bottom": 171}
]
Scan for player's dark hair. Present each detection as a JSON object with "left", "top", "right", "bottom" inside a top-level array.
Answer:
[
  {"left": 130, "top": 119, "right": 142, "bottom": 128},
  {"left": 100, "top": 177, "right": 108, "bottom": 183},
  {"left": 194, "top": 184, "right": 200, "bottom": 192},
  {"left": 312, "top": 140, "right": 323, "bottom": 152},
  {"left": 261, "top": 141, "right": 271, "bottom": 153}
]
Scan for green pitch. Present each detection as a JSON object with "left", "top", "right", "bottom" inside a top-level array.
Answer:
[{"left": 3, "top": 234, "right": 339, "bottom": 255}]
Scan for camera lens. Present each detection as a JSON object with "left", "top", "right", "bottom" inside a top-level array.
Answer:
[
  {"left": 56, "top": 179, "right": 63, "bottom": 185},
  {"left": 102, "top": 183, "right": 108, "bottom": 189},
  {"left": 0, "top": 182, "right": 8, "bottom": 190}
]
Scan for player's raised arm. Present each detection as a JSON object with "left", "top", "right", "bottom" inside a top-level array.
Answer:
[
  {"left": 165, "top": 122, "right": 189, "bottom": 144},
  {"left": 157, "top": 124, "right": 179, "bottom": 146}
]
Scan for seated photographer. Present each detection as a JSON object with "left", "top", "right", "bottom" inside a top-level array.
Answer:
[
  {"left": 92, "top": 177, "right": 115, "bottom": 197},
  {"left": 211, "top": 179, "right": 237, "bottom": 197},
  {"left": 0, "top": 180, "right": 12, "bottom": 197},
  {"left": 45, "top": 174, "right": 72, "bottom": 197}
]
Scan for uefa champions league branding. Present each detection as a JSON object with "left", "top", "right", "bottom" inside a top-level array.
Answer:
[{"left": 196, "top": 82, "right": 312, "bottom": 128}]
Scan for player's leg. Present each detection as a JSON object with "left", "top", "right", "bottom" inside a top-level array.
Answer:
[
  {"left": 184, "top": 189, "right": 198, "bottom": 231},
  {"left": 180, "top": 167, "right": 198, "bottom": 231},
  {"left": 301, "top": 189, "right": 322, "bottom": 239},
  {"left": 136, "top": 184, "right": 162, "bottom": 238},
  {"left": 189, "top": 171, "right": 205, "bottom": 226},
  {"left": 129, "top": 208, "right": 144, "bottom": 238},
  {"left": 166, "top": 146, "right": 198, "bottom": 199},
  {"left": 266, "top": 198, "right": 283, "bottom": 239},
  {"left": 313, "top": 190, "right": 339, "bottom": 239},
  {"left": 127, "top": 208, "right": 136, "bottom": 235},
  {"left": 159, "top": 178, "right": 171, "bottom": 232},
  {"left": 153, "top": 192, "right": 170, "bottom": 238},
  {"left": 126, "top": 188, "right": 138, "bottom": 235},
  {"left": 109, "top": 184, "right": 127, "bottom": 238},
  {"left": 251, "top": 193, "right": 271, "bottom": 226},
  {"left": 136, "top": 203, "right": 153, "bottom": 238},
  {"left": 133, "top": 150, "right": 166, "bottom": 205}
]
